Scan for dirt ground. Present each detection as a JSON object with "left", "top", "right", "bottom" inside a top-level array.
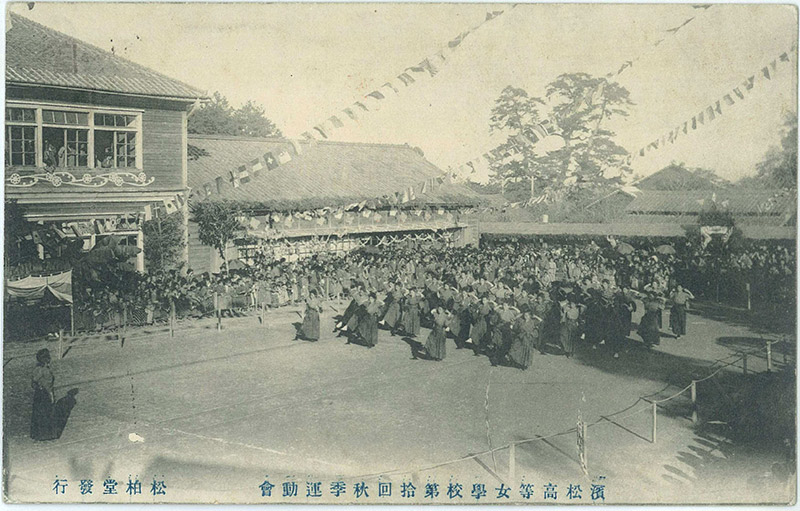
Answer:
[{"left": 3, "top": 299, "right": 795, "bottom": 504}]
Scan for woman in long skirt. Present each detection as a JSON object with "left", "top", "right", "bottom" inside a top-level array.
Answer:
[
  {"left": 509, "top": 312, "right": 537, "bottom": 369},
  {"left": 31, "top": 349, "right": 56, "bottom": 441},
  {"left": 639, "top": 294, "right": 662, "bottom": 347},
  {"left": 299, "top": 291, "right": 322, "bottom": 341},
  {"left": 401, "top": 290, "right": 422, "bottom": 337},
  {"left": 424, "top": 307, "right": 448, "bottom": 361},
  {"left": 559, "top": 301, "right": 580, "bottom": 358},
  {"left": 382, "top": 286, "right": 402, "bottom": 334},
  {"left": 468, "top": 299, "right": 490, "bottom": 354},
  {"left": 358, "top": 293, "right": 381, "bottom": 347},
  {"left": 669, "top": 285, "right": 695, "bottom": 338}
]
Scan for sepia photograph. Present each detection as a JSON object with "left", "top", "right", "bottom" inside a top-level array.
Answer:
[{"left": 2, "top": 1, "right": 797, "bottom": 504}]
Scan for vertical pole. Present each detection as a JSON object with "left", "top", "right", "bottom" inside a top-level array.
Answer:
[
  {"left": 58, "top": 328, "right": 64, "bottom": 359},
  {"left": 69, "top": 304, "right": 75, "bottom": 337},
  {"left": 745, "top": 282, "right": 751, "bottom": 310},
  {"left": 169, "top": 299, "right": 176, "bottom": 338},
  {"left": 508, "top": 443, "right": 516, "bottom": 487},
  {"left": 766, "top": 341, "right": 773, "bottom": 372},
  {"left": 651, "top": 401, "right": 658, "bottom": 443},
  {"left": 783, "top": 336, "right": 788, "bottom": 364},
  {"left": 215, "top": 292, "right": 221, "bottom": 331},
  {"left": 742, "top": 353, "right": 748, "bottom": 375},
  {"left": 122, "top": 304, "right": 128, "bottom": 343},
  {"left": 690, "top": 381, "right": 698, "bottom": 423}
]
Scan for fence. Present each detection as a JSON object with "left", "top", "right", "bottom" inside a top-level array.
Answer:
[{"left": 352, "top": 335, "right": 794, "bottom": 485}]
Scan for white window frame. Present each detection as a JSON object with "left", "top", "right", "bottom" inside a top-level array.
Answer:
[{"left": 5, "top": 101, "right": 143, "bottom": 171}]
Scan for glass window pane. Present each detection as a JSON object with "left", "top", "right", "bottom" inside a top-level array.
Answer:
[
  {"left": 94, "top": 130, "right": 114, "bottom": 168},
  {"left": 43, "top": 110, "right": 88, "bottom": 126}
]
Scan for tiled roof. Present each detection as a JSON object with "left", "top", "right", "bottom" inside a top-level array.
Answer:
[
  {"left": 187, "top": 134, "right": 482, "bottom": 211},
  {"left": 6, "top": 13, "right": 205, "bottom": 100},
  {"left": 625, "top": 190, "right": 796, "bottom": 216}
]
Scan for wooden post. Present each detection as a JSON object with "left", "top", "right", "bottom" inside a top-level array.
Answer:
[
  {"left": 745, "top": 282, "right": 751, "bottom": 310},
  {"left": 651, "top": 401, "right": 658, "bottom": 443},
  {"left": 690, "top": 381, "right": 698, "bottom": 423},
  {"left": 766, "top": 341, "right": 773, "bottom": 372},
  {"left": 580, "top": 421, "right": 588, "bottom": 474},
  {"left": 214, "top": 292, "right": 221, "bottom": 331},
  {"left": 69, "top": 304, "right": 75, "bottom": 337},
  {"left": 508, "top": 442, "right": 516, "bottom": 487},
  {"left": 58, "top": 328, "right": 64, "bottom": 359},
  {"left": 122, "top": 305, "right": 128, "bottom": 344},
  {"left": 783, "top": 336, "right": 788, "bottom": 364},
  {"left": 169, "top": 299, "right": 176, "bottom": 338},
  {"left": 742, "top": 353, "right": 748, "bottom": 375}
]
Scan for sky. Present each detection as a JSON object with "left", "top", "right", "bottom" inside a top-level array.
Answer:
[{"left": 8, "top": 2, "right": 797, "bottom": 184}]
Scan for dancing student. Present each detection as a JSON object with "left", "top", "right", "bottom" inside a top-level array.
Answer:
[
  {"left": 638, "top": 292, "right": 663, "bottom": 348},
  {"left": 424, "top": 306, "right": 448, "bottom": 361},
  {"left": 298, "top": 290, "right": 322, "bottom": 341},
  {"left": 468, "top": 296, "right": 490, "bottom": 355},
  {"left": 669, "top": 284, "right": 695, "bottom": 338},
  {"left": 509, "top": 311, "right": 538, "bottom": 370},
  {"left": 559, "top": 298, "right": 580, "bottom": 358},
  {"left": 401, "top": 288, "right": 422, "bottom": 337},
  {"left": 358, "top": 293, "right": 382, "bottom": 348},
  {"left": 380, "top": 282, "right": 402, "bottom": 335}
]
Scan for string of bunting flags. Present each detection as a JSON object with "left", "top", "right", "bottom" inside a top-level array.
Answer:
[
  {"left": 626, "top": 43, "right": 797, "bottom": 164},
  {"left": 164, "top": 7, "right": 510, "bottom": 220},
  {"left": 448, "top": 5, "right": 719, "bottom": 185}
]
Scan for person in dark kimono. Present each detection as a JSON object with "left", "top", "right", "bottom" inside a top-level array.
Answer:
[
  {"left": 335, "top": 287, "right": 361, "bottom": 333},
  {"left": 639, "top": 292, "right": 663, "bottom": 348},
  {"left": 31, "top": 349, "right": 56, "bottom": 441},
  {"left": 559, "top": 299, "right": 580, "bottom": 358},
  {"left": 669, "top": 284, "right": 695, "bottom": 338},
  {"left": 424, "top": 306, "right": 448, "bottom": 361},
  {"left": 450, "top": 293, "right": 473, "bottom": 349},
  {"left": 358, "top": 293, "right": 382, "bottom": 347},
  {"left": 381, "top": 285, "right": 403, "bottom": 335},
  {"left": 468, "top": 297, "right": 491, "bottom": 356},
  {"left": 298, "top": 290, "right": 322, "bottom": 341},
  {"left": 401, "top": 289, "right": 422, "bottom": 337},
  {"left": 509, "top": 311, "right": 538, "bottom": 369}
]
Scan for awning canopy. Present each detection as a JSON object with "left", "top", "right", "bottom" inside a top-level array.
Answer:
[{"left": 6, "top": 270, "right": 73, "bottom": 304}]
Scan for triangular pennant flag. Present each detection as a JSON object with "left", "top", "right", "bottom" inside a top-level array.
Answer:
[
  {"left": 770, "top": 59, "right": 778, "bottom": 71},
  {"left": 313, "top": 125, "right": 328, "bottom": 139},
  {"left": 229, "top": 170, "right": 241, "bottom": 188},
  {"left": 743, "top": 76, "right": 755, "bottom": 90},
  {"left": 639, "top": 148, "right": 645, "bottom": 157},
  {"left": 277, "top": 149, "right": 291, "bottom": 164},
  {"left": 382, "top": 82, "right": 399, "bottom": 94},
  {"left": 301, "top": 131, "right": 315, "bottom": 141},
  {"left": 366, "top": 90, "right": 386, "bottom": 100},
  {"left": 288, "top": 139, "right": 303, "bottom": 156},
  {"left": 762, "top": 66, "right": 771, "bottom": 80},
  {"left": 164, "top": 198, "right": 178, "bottom": 214},
  {"left": 397, "top": 73, "right": 415, "bottom": 86},
  {"left": 485, "top": 10, "right": 504, "bottom": 21},
  {"left": 780, "top": 52, "right": 790, "bottom": 62},
  {"left": 733, "top": 87, "right": 745, "bottom": 100},
  {"left": 343, "top": 108, "right": 357, "bottom": 121},
  {"left": 449, "top": 31, "right": 469, "bottom": 48},
  {"left": 238, "top": 165, "right": 251, "bottom": 184},
  {"left": 723, "top": 94, "right": 735, "bottom": 106},
  {"left": 697, "top": 111, "right": 705, "bottom": 125},
  {"left": 264, "top": 152, "right": 278, "bottom": 170},
  {"left": 354, "top": 101, "right": 369, "bottom": 111},
  {"left": 329, "top": 115, "right": 344, "bottom": 128},
  {"left": 250, "top": 158, "right": 263, "bottom": 176}
]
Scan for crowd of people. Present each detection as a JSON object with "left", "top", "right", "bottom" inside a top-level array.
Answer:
[{"left": 195, "top": 236, "right": 772, "bottom": 366}]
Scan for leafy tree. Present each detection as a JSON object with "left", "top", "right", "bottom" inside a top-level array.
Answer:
[
  {"left": 489, "top": 74, "right": 634, "bottom": 201},
  {"left": 754, "top": 112, "right": 797, "bottom": 189},
  {"left": 188, "top": 91, "right": 282, "bottom": 138},
  {"left": 232, "top": 100, "right": 282, "bottom": 138},
  {"left": 142, "top": 211, "right": 185, "bottom": 272},
  {"left": 190, "top": 201, "right": 245, "bottom": 271}
]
